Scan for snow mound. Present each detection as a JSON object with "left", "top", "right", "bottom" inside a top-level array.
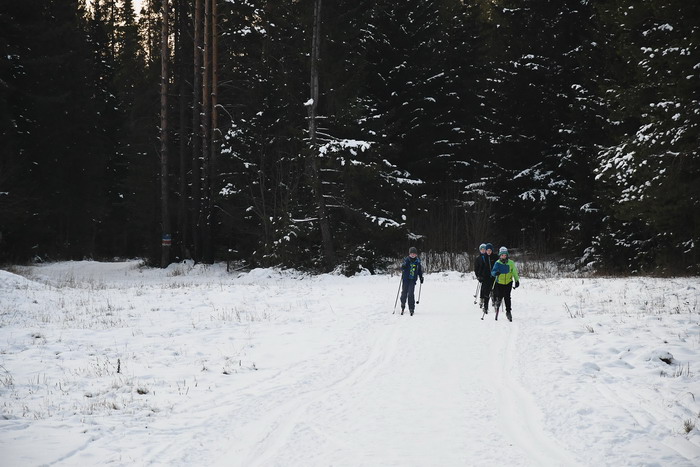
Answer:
[
  {"left": 645, "top": 349, "right": 675, "bottom": 365},
  {"left": 581, "top": 362, "right": 601, "bottom": 374},
  {"left": 0, "top": 269, "right": 36, "bottom": 289}
]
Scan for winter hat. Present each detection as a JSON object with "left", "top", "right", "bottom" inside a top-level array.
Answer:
[
  {"left": 479, "top": 243, "right": 487, "bottom": 251},
  {"left": 498, "top": 246, "right": 508, "bottom": 256},
  {"left": 409, "top": 246, "right": 418, "bottom": 254},
  {"left": 485, "top": 243, "right": 494, "bottom": 251}
]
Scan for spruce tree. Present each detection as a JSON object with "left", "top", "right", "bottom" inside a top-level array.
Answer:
[
  {"left": 594, "top": 0, "right": 700, "bottom": 273},
  {"left": 484, "top": 0, "right": 608, "bottom": 257}
]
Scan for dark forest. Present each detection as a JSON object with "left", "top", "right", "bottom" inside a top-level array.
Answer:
[{"left": 1, "top": 0, "right": 698, "bottom": 274}]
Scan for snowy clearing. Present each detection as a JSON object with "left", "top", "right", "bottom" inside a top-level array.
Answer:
[{"left": 1, "top": 261, "right": 699, "bottom": 466}]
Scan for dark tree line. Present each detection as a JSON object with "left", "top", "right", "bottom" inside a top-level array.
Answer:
[{"left": 1, "top": 0, "right": 698, "bottom": 274}]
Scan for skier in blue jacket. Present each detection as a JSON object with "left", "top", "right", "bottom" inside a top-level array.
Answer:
[{"left": 400, "top": 247, "right": 424, "bottom": 316}]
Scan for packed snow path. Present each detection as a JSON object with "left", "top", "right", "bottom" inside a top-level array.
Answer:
[
  {"left": 1, "top": 262, "right": 698, "bottom": 466},
  {"left": 212, "top": 280, "right": 578, "bottom": 467}
]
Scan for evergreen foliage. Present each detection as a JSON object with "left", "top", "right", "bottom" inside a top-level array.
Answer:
[
  {"left": 592, "top": 0, "right": 700, "bottom": 273},
  {"left": 0, "top": 0, "right": 696, "bottom": 274}
]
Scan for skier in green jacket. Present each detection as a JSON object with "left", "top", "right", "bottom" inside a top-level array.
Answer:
[{"left": 490, "top": 246, "right": 520, "bottom": 322}]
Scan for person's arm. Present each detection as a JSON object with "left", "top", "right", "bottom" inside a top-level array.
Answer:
[{"left": 474, "top": 257, "right": 483, "bottom": 280}]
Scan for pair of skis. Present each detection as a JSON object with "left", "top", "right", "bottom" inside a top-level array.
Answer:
[
  {"left": 481, "top": 298, "right": 502, "bottom": 321},
  {"left": 480, "top": 277, "right": 506, "bottom": 320},
  {"left": 480, "top": 296, "right": 512, "bottom": 321},
  {"left": 393, "top": 280, "right": 422, "bottom": 315},
  {"left": 479, "top": 278, "right": 497, "bottom": 320}
]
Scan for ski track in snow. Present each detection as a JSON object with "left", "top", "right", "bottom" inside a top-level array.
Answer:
[
  {"left": 209, "top": 278, "right": 579, "bottom": 467},
  {"left": 493, "top": 323, "right": 582, "bottom": 467},
  {"left": 236, "top": 316, "right": 402, "bottom": 467}
]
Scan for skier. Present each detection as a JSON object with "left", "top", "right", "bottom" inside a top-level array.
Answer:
[
  {"left": 400, "top": 246, "right": 424, "bottom": 316},
  {"left": 491, "top": 246, "right": 520, "bottom": 321},
  {"left": 474, "top": 242, "right": 496, "bottom": 314}
]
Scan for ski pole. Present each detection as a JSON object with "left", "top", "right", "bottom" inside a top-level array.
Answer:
[
  {"left": 393, "top": 276, "right": 402, "bottom": 314},
  {"left": 416, "top": 282, "right": 422, "bottom": 304},
  {"left": 494, "top": 288, "right": 502, "bottom": 321}
]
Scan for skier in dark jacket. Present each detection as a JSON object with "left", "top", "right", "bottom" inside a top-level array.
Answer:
[
  {"left": 400, "top": 246, "right": 424, "bottom": 316},
  {"left": 474, "top": 242, "right": 496, "bottom": 314}
]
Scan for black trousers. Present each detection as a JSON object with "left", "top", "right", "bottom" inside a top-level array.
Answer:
[
  {"left": 493, "top": 282, "right": 513, "bottom": 311},
  {"left": 480, "top": 278, "right": 494, "bottom": 300},
  {"left": 400, "top": 280, "right": 417, "bottom": 310}
]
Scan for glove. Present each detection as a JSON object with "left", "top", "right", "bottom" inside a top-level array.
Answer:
[
  {"left": 514, "top": 280, "right": 520, "bottom": 289},
  {"left": 420, "top": 277, "right": 424, "bottom": 284}
]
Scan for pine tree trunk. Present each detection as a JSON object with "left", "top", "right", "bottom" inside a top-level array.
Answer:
[
  {"left": 176, "top": 0, "right": 189, "bottom": 259},
  {"left": 307, "top": 0, "right": 335, "bottom": 270},
  {"left": 201, "top": 0, "right": 212, "bottom": 263},
  {"left": 191, "top": 0, "right": 203, "bottom": 262},
  {"left": 210, "top": 0, "right": 219, "bottom": 260},
  {"left": 160, "top": 0, "right": 171, "bottom": 267}
]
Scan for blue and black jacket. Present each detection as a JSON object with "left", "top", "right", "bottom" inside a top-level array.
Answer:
[{"left": 401, "top": 256, "right": 423, "bottom": 283}]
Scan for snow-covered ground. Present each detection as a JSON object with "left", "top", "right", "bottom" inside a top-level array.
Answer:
[{"left": 1, "top": 260, "right": 699, "bottom": 466}]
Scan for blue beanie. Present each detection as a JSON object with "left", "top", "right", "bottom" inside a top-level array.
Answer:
[
  {"left": 485, "top": 243, "right": 494, "bottom": 251},
  {"left": 479, "top": 243, "right": 487, "bottom": 251}
]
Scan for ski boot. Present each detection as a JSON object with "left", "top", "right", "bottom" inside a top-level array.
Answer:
[
  {"left": 410, "top": 309, "right": 414, "bottom": 316},
  {"left": 506, "top": 310, "right": 512, "bottom": 322}
]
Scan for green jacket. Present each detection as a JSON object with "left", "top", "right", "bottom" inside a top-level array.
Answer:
[{"left": 491, "top": 258, "right": 519, "bottom": 285}]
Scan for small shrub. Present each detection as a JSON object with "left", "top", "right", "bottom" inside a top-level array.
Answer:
[
  {"left": 0, "top": 365, "right": 13, "bottom": 388},
  {"left": 683, "top": 419, "right": 695, "bottom": 433},
  {"left": 674, "top": 363, "right": 691, "bottom": 378},
  {"left": 565, "top": 303, "right": 585, "bottom": 318},
  {"left": 168, "top": 267, "right": 185, "bottom": 277}
]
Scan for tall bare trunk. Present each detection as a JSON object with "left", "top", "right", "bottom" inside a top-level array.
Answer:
[
  {"left": 176, "top": 0, "right": 189, "bottom": 258},
  {"left": 160, "top": 0, "right": 171, "bottom": 267},
  {"left": 210, "top": 0, "right": 219, "bottom": 261},
  {"left": 307, "top": 0, "right": 335, "bottom": 270},
  {"left": 201, "top": 0, "right": 212, "bottom": 262},
  {"left": 191, "top": 0, "right": 203, "bottom": 261}
]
